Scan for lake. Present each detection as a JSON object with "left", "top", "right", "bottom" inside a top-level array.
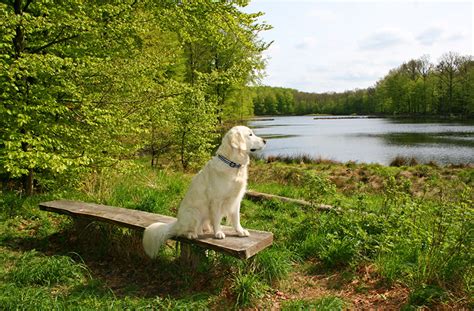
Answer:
[{"left": 248, "top": 116, "right": 474, "bottom": 165}]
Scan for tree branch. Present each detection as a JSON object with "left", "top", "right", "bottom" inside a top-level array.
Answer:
[{"left": 28, "top": 33, "right": 79, "bottom": 54}]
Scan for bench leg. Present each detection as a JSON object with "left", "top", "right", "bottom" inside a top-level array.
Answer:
[
  {"left": 179, "top": 242, "right": 206, "bottom": 269},
  {"left": 73, "top": 217, "right": 93, "bottom": 233}
]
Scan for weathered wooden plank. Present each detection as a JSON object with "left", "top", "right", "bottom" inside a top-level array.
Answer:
[
  {"left": 39, "top": 200, "right": 175, "bottom": 230},
  {"left": 39, "top": 200, "right": 273, "bottom": 259}
]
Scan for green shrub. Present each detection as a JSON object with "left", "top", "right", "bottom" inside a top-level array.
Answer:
[
  {"left": 300, "top": 232, "right": 356, "bottom": 268},
  {"left": 302, "top": 171, "right": 336, "bottom": 206},
  {"left": 376, "top": 252, "right": 409, "bottom": 285},
  {"left": 376, "top": 187, "right": 473, "bottom": 292}
]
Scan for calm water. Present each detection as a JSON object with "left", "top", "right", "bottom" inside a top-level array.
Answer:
[{"left": 248, "top": 116, "right": 474, "bottom": 165}]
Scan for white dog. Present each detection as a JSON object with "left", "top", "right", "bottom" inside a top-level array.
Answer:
[{"left": 142, "top": 125, "right": 266, "bottom": 258}]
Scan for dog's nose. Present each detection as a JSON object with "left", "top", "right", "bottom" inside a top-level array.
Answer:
[{"left": 263, "top": 139, "right": 267, "bottom": 144}]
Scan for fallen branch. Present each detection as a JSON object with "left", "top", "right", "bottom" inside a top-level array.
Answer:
[{"left": 245, "top": 190, "right": 336, "bottom": 212}]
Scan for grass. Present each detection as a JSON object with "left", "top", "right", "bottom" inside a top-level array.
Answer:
[
  {"left": 252, "top": 247, "right": 292, "bottom": 285},
  {"left": 9, "top": 250, "right": 89, "bottom": 286},
  {"left": 231, "top": 272, "right": 266, "bottom": 307},
  {"left": 0, "top": 156, "right": 473, "bottom": 309},
  {"left": 281, "top": 296, "right": 346, "bottom": 310}
]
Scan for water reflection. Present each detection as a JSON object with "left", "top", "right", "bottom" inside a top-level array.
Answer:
[
  {"left": 248, "top": 116, "right": 474, "bottom": 165},
  {"left": 380, "top": 132, "right": 474, "bottom": 148}
]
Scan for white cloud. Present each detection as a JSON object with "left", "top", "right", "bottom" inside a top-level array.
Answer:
[
  {"left": 443, "top": 31, "right": 468, "bottom": 42},
  {"left": 416, "top": 27, "right": 444, "bottom": 46},
  {"left": 295, "top": 36, "right": 318, "bottom": 50},
  {"left": 359, "top": 28, "right": 412, "bottom": 50},
  {"left": 332, "top": 64, "right": 384, "bottom": 82},
  {"left": 307, "top": 9, "right": 336, "bottom": 21}
]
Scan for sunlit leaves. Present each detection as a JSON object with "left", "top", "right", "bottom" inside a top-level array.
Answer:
[{"left": 0, "top": 0, "right": 270, "bottom": 189}]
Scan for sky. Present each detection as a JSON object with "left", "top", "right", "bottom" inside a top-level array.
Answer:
[{"left": 243, "top": 0, "right": 473, "bottom": 93}]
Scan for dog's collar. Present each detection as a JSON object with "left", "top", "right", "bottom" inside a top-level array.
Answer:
[{"left": 217, "top": 154, "right": 242, "bottom": 169}]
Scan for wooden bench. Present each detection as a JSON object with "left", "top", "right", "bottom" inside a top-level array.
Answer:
[{"left": 39, "top": 200, "right": 273, "bottom": 262}]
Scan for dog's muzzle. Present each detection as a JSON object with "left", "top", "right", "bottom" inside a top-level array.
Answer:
[{"left": 250, "top": 139, "right": 266, "bottom": 152}]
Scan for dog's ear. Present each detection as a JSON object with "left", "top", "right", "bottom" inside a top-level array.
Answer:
[
  {"left": 220, "top": 131, "right": 234, "bottom": 155},
  {"left": 230, "top": 130, "right": 247, "bottom": 151}
]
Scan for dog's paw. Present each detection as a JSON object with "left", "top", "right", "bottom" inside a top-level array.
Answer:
[
  {"left": 186, "top": 232, "right": 198, "bottom": 239},
  {"left": 237, "top": 229, "right": 250, "bottom": 237},
  {"left": 214, "top": 231, "right": 226, "bottom": 239}
]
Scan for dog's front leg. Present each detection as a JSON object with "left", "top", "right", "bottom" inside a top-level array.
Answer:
[
  {"left": 230, "top": 209, "right": 250, "bottom": 237},
  {"left": 212, "top": 213, "right": 225, "bottom": 239}
]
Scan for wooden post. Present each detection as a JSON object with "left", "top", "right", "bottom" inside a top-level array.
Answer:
[{"left": 179, "top": 242, "right": 206, "bottom": 269}]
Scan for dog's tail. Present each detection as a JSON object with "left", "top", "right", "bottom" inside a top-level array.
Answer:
[{"left": 142, "top": 221, "right": 177, "bottom": 259}]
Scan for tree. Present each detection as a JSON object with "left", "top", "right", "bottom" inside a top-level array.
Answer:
[
  {"left": 147, "top": 0, "right": 270, "bottom": 169},
  {"left": 0, "top": 0, "right": 151, "bottom": 194},
  {"left": 455, "top": 55, "right": 474, "bottom": 114},
  {"left": 156, "top": 0, "right": 270, "bottom": 123},
  {"left": 436, "top": 52, "right": 463, "bottom": 114}
]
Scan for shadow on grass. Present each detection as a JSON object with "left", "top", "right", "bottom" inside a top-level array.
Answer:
[{"left": 2, "top": 221, "right": 229, "bottom": 299}]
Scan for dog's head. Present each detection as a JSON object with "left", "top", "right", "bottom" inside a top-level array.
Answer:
[{"left": 222, "top": 126, "right": 266, "bottom": 154}]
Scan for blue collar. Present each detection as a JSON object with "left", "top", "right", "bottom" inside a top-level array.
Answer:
[{"left": 217, "top": 154, "right": 242, "bottom": 168}]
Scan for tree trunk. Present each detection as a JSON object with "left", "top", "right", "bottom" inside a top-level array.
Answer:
[
  {"left": 13, "top": 0, "right": 25, "bottom": 58},
  {"left": 150, "top": 122, "right": 156, "bottom": 168},
  {"left": 180, "top": 129, "right": 188, "bottom": 170},
  {"left": 23, "top": 169, "right": 34, "bottom": 195}
]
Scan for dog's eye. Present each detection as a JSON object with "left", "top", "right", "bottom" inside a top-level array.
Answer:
[{"left": 249, "top": 133, "right": 253, "bottom": 136}]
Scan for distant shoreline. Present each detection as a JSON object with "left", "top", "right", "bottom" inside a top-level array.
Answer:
[
  {"left": 250, "top": 114, "right": 474, "bottom": 122},
  {"left": 313, "top": 115, "right": 378, "bottom": 120}
]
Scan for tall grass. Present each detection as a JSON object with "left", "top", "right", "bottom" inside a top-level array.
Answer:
[
  {"left": 231, "top": 271, "right": 266, "bottom": 307},
  {"left": 9, "top": 250, "right": 89, "bottom": 286},
  {"left": 252, "top": 248, "right": 292, "bottom": 284}
]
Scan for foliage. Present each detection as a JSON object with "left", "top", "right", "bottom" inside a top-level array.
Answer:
[
  {"left": 376, "top": 186, "right": 473, "bottom": 291},
  {"left": 0, "top": 0, "right": 270, "bottom": 193},
  {"left": 301, "top": 171, "right": 336, "bottom": 207}
]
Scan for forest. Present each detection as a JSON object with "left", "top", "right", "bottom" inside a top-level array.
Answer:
[
  {"left": 0, "top": 0, "right": 270, "bottom": 194},
  {"left": 252, "top": 53, "right": 474, "bottom": 116}
]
